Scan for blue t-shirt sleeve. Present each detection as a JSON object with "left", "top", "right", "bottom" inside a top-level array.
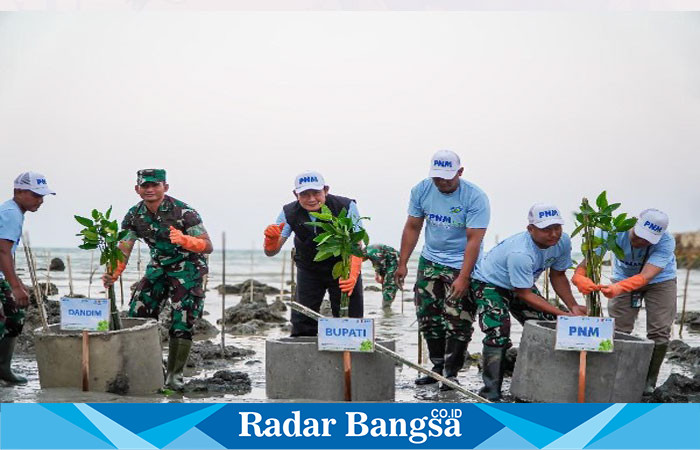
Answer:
[
  {"left": 407, "top": 184, "right": 424, "bottom": 218},
  {"left": 275, "top": 210, "right": 292, "bottom": 239},
  {"left": 465, "top": 190, "right": 490, "bottom": 229},
  {"left": 0, "top": 208, "right": 22, "bottom": 245},
  {"left": 647, "top": 235, "right": 675, "bottom": 269},
  {"left": 552, "top": 235, "right": 573, "bottom": 271},
  {"left": 506, "top": 252, "right": 535, "bottom": 289},
  {"left": 348, "top": 201, "right": 363, "bottom": 232}
]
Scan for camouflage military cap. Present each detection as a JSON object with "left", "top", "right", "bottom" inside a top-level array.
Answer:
[{"left": 137, "top": 169, "right": 166, "bottom": 185}]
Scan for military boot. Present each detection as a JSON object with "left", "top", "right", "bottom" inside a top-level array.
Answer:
[
  {"left": 0, "top": 336, "right": 27, "bottom": 384},
  {"left": 165, "top": 337, "right": 192, "bottom": 391},
  {"left": 478, "top": 346, "right": 506, "bottom": 401},
  {"left": 644, "top": 342, "right": 668, "bottom": 395},
  {"left": 415, "top": 338, "right": 446, "bottom": 385},
  {"left": 440, "top": 338, "right": 468, "bottom": 391}
]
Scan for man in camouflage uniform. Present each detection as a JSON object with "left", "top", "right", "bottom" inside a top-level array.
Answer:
[
  {"left": 364, "top": 243, "right": 400, "bottom": 308},
  {"left": 0, "top": 172, "right": 55, "bottom": 384},
  {"left": 470, "top": 203, "right": 586, "bottom": 400},
  {"left": 102, "top": 169, "right": 212, "bottom": 390},
  {"left": 395, "top": 150, "right": 490, "bottom": 390}
]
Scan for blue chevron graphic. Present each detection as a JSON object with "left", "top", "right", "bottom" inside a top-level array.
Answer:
[
  {"left": 138, "top": 404, "right": 226, "bottom": 448},
  {"left": 586, "top": 403, "right": 659, "bottom": 446},
  {"left": 544, "top": 403, "right": 625, "bottom": 449},
  {"left": 475, "top": 426, "right": 537, "bottom": 449},
  {"left": 42, "top": 403, "right": 113, "bottom": 446},
  {"left": 163, "top": 426, "right": 227, "bottom": 450},
  {"left": 88, "top": 404, "right": 214, "bottom": 435},
  {"left": 75, "top": 404, "right": 157, "bottom": 449},
  {"left": 475, "top": 404, "right": 563, "bottom": 448}
]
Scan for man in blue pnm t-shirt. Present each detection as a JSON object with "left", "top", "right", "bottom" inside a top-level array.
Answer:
[
  {"left": 471, "top": 203, "right": 587, "bottom": 400},
  {"left": 395, "top": 150, "right": 490, "bottom": 390}
]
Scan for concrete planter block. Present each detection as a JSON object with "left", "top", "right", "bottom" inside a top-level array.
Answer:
[
  {"left": 35, "top": 318, "right": 163, "bottom": 395},
  {"left": 266, "top": 337, "right": 396, "bottom": 401},
  {"left": 511, "top": 321, "right": 654, "bottom": 403}
]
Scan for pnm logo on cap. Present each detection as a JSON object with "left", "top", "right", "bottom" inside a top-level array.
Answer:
[
  {"left": 298, "top": 176, "right": 319, "bottom": 184},
  {"left": 644, "top": 221, "right": 663, "bottom": 232},
  {"left": 539, "top": 209, "right": 559, "bottom": 219},
  {"left": 433, "top": 160, "right": 453, "bottom": 168},
  {"left": 36, "top": 178, "right": 47, "bottom": 185}
]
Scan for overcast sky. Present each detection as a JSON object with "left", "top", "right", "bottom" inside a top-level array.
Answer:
[{"left": 0, "top": 12, "right": 698, "bottom": 250}]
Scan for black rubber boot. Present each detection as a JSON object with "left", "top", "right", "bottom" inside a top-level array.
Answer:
[
  {"left": 0, "top": 336, "right": 27, "bottom": 384},
  {"left": 478, "top": 345, "right": 506, "bottom": 401},
  {"left": 439, "top": 338, "right": 468, "bottom": 391},
  {"left": 415, "top": 338, "right": 446, "bottom": 385},
  {"left": 165, "top": 337, "right": 192, "bottom": 391},
  {"left": 644, "top": 342, "right": 668, "bottom": 395}
]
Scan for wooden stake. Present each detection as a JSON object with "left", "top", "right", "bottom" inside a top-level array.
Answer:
[
  {"left": 67, "top": 254, "right": 75, "bottom": 297},
  {"left": 221, "top": 232, "right": 226, "bottom": 355},
  {"left": 280, "top": 251, "right": 286, "bottom": 301},
  {"left": 82, "top": 330, "right": 90, "bottom": 391},
  {"left": 22, "top": 235, "right": 48, "bottom": 331},
  {"left": 44, "top": 250, "right": 51, "bottom": 299},
  {"left": 418, "top": 332, "right": 423, "bottom": 366},
  {"left": 249, "top": 242, "right": 254, "bottom": 303},
  {"left": 401, "top": 285, "right": 404, "bottom": 315},
  {"left": 679, "top": 259, "right": 694, "bottom": 338},
  {"left": 290, "top": 249, "right": 296, "bottom": 300},
  {"left": 343, "top": 350, "right": 352, "bottom": 401},
  {"left": 119, "top": 275, "right": 125, "bottom": 306},
  {"left": 578, "top": 351, "right": 587, "bottom": 403},
  {"left": 87, "top": 251, "right": 94, "bottom": 298}
]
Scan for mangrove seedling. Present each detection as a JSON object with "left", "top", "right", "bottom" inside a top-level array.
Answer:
[
  {"left": 572, "top": 191, "right": 637, "bottom": 317},
  {"left": 75, "top": 206, "right": 129, "bottom": 330},
  {"left": 307, "top": 204, "right": 369, "bottom": 315}
]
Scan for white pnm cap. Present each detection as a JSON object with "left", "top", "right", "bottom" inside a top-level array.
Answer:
[
  {"left": 294, "top": 170, "right": 326, "bottom": 194},
  {"left": 13, "top": 172, "right": 56, "bottom": 196},
  {"left": 528, "top": 203, "right": 565, "bottom": 229},
  {"left": 428, "top": 150, "right": 461, "bottom": 180},
  {"left": 634, "top": 209, "right": 668, "bottom": 245}
]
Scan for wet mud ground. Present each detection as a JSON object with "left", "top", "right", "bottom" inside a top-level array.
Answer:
[{"left": 3, "top": 250, "right": 699, "bottom": 403}]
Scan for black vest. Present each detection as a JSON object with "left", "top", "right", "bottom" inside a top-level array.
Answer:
[{"left": 283, "top": 194, "right": 354, "bottom": 271}]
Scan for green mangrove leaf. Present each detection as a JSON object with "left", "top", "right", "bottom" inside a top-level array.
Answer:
[
  {"left": 595, "top": 191, "right": 608, "bottom": 210},
  {"left": 75, "top": 215, "right": 94, "bottom": 227}
]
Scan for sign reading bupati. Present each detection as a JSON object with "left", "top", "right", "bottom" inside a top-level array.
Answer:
[
  {"left": 555, "top": 316, "right": 615, "bottom": 352},
  {"left": 60, "top": 297, "right": 110, "bottom": 331},
  {"left": 318, "top": 318, "right": 374, "bottom": 352}
]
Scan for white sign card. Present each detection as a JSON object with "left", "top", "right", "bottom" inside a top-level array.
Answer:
[
  {"left": 60, "top": 297, "right": 110, "bottom": 331},
  {"left": 318, "top": 318, "right": 375, "bottom": 352},
  {"left": 555, "top": 316, "right": 615, "bottom": 352}
]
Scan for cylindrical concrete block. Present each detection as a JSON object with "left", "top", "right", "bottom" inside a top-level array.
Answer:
[
  {"left": 35, "top": 318, "right": 163, "bottom": 395},
  {"left": 266, "top": 337, "right": 396, "bottom": 401},
  {"left": 511, "top": 320, "right": 655, "bottom": 403}
]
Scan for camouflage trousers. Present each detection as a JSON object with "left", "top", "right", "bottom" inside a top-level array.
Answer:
[
  {"left": 0, "top": 280, "right": 25, "bottom": 338},
  {"left": 414, "top": 257, "right": 475, "bottom": 342},
  {"left": 471, "top": 279, "right": 554, "bottom": 348},
  {"left": 128, "top": 262, "right": 206, "bottom": 340},
  {"left": 380, "top": 259, "right": 399, "bottom": 307}
]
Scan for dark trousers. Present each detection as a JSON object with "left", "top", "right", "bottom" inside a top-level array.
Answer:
[{"left": 290, "top": 263, "right": 364, "bottom": 336}]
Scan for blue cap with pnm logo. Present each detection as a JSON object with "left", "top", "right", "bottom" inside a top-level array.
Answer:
[
  {"left": 428, "top": 149, "right": 461, "bottom": 180},
  {"left": 634, "top": 209, "right": 668, "bottom": 245},
  {"left": 13, "top": 171, "right": 56, "bottom": 196},
  {"left": 528, "top": 203, "right": 565, "bottom": 229},
  {"left": 294, "top": 170, "right": 326, "bottom": 194}
]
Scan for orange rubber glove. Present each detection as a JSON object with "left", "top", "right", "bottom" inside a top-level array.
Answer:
[
  {"left": 571, "top": 266, "right": 600, "bottom": 295},
  {"left": 264, "top": 223, "right": 285, "bottom": 252},
  {"left": 111, "top": 260, "right": 127, "bottom": 279},
  {"left": 339, "top": 255, "right": 363, "bottom": 294},
  {"left": 600, "top": 274, "right": 648, "bottom": 299},
  {"left": 169, "top": 226, "right": 207, "bottom": 253}
]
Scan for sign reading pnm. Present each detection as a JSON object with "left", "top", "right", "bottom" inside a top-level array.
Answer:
[
  {"left": 555, "top": 316, "right": 615, "bottom": 352},
  {"left": 318, "top": 318, "right": 374, "bottom": 352},
  {"left": 60, "top": 297, "right": 110, "bottom": 331}
]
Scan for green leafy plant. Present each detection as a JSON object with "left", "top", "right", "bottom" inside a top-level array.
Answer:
[
  {"left": 75, "top": 207, "right": 129, "bottom": 330},
  {"left": 96, "top": 320, "right": 109, "bottom": 332},
  {"left": 572, "top": 191, "right": 637, "bottom": 317},
  {"left": 306, "top": 204, "right": 369, "bottom": 315},
  {"left": 597, "top": 339, "right": 613, "bottom": 352},
  {"left": 359, "top": 339, "right": 373, "bottom": 352}
]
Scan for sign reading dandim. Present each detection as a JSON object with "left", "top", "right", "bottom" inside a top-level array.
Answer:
[
  {"left": 318, "top": 318, "right": 374, "bottom": 352},
  {"left": 555, "top": 316, "right": 615, "bottom": 352},
  {"left": 60, "top": 297, "right": 110, "bottom": 331}
]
